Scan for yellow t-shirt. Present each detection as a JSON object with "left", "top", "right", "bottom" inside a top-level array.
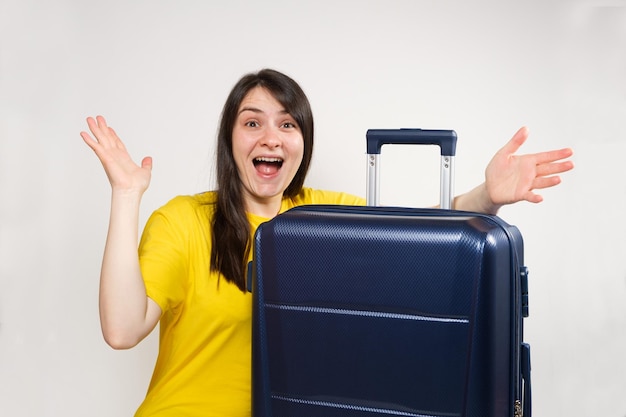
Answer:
[{"left": 135, "top": 188, "right": 364, "bottom": 417}]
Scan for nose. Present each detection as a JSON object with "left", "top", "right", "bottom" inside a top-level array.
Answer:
[{"left": 260, "top": 126, "right": 281, "bottom": 148}]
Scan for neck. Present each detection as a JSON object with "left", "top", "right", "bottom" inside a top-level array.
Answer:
[{"left": 245, "top": 195, "right": 283, "bottom": 219}]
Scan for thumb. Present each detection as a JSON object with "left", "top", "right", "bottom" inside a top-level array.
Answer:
[
  {"left": 141, "top": 156, "right": 153, "bottom": 171},
  {"left": 500, "top": 126, "right": 529, "bottom": 156}
]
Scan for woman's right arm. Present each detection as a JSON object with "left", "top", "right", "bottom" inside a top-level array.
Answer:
[{"left": 81, "top": 116, "right": 161, "bottom": 349}]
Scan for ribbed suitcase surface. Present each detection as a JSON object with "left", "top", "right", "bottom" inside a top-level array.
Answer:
[{"left": 251, "top": 205, "right": 528, "bottom": 417}]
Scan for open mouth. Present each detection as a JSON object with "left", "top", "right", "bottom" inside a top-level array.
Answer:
[{"left": 253, "top": 157, "right": 284, "bottom": 175}]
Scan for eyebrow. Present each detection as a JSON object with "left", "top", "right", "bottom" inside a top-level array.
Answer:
[{"left": 238, "top": 106, "right": 289, "bottom": 116}]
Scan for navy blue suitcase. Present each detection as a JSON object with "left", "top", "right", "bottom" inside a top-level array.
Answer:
[{"left": 250, "top": 129, "right": 532, "bottom": 417}]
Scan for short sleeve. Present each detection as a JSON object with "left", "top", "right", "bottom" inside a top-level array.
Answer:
[{"left": 138, "top": 197, "right": 191, "bottom": 314}]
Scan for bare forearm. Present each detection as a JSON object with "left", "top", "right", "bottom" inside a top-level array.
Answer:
[
  {"left": 99, "top": 190, "right": 159, "bottom": 349},
  {"left": 453, "top": 183, "right": 501, "bottom": 215}
]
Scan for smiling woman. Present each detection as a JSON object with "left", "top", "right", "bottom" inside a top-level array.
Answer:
[
  {"left": 212, "top": 70, "right": 318, "bottom": 294},
  {"left": 231, "top": 86, "right": 305, "bottom": 216},
  {"left": 79, "top": 68, "right": 573, "bottom": 416}
]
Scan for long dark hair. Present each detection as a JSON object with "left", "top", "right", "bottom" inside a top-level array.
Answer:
[{"left": 210, "top": 69, "right": 314, "bottom": 290}]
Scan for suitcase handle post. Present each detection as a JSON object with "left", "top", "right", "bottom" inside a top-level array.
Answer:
[{"left": 366, "top": 129, "right": 458, "bottom": 209}]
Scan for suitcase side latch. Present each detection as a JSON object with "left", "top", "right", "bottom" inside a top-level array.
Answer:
[{"left": 520, "top": 266, "right": 529, "bottom": 318}]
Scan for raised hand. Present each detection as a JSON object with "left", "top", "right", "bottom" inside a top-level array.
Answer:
[
  {"left": 81, "top": 115, "right": 161, "bottom": 349},
  {"left": 81, "top": 115, "right": 152, "bottom": 194},
  {"left": 484, "top": 126, "right": 574, "bottom": 208}
]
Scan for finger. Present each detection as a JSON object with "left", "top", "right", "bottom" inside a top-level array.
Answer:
[
  {"left": 524, "top": 191, "right": 544, "bottom": 204},
  {"left": 534, "top": 147, "right": 574, "bottom": 165},
  {"left": 532, "top": 175, "right": 562, "bottom": 190},
  {"left": 85, "top": 116, "right": 109, "bottom": 142},
  {"left": 108, "top": 127, "right": 126, "bottom": 149},
  {"left": 80, "top": 130, "right": 97, "bottom": 147},
  {"left": 80, "top": 130, "right": 113, "bottom": 164},
  {"left": 536, "top": 160, "right": 575, "bottom": 177},
  {"left": 95, "top": 115, "right": 108, "bottom": 130},
  {"left": 499, "top": 126, "right": 529, "bottom": 156},
  {"left": 86, "top": 116, "right": 100, "bottom": 135},
  {"left": 86, "top": 115, "right": 121, "bottom": 148}
]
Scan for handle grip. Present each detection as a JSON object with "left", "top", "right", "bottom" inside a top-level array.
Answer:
[
  {"left": 366, "top": 128, "right": 457, "bottom": 209},
  {"left": 366, "top": 129, "right": 457, "bottom": 156}
]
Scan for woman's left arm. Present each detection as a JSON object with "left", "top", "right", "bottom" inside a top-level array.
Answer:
[{"left": 453, "top": 126, "right": 574, "bottom": 215}]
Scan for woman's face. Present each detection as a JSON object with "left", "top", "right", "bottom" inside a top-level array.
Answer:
[{"left": 232, "top": 86, "right": 305, "bottom": 215}]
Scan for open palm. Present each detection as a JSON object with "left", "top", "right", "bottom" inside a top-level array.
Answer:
[
  {"left": 485, "top": 127, "right": 574, "bottom": 206},
  {"left": 80, "top": 115, "right": 152, "bottom": 194}
]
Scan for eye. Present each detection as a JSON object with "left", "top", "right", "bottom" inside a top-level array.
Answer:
[
  {"left": 245, "top": 120, "right": 259, "bottom": 128},
  {"left": 282, "top": 121, "right": 298, "bottom": 129}
]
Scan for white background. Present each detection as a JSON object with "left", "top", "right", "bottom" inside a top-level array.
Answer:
[{"left": 1, "top": 0, "right": 625, "bottom": 416}]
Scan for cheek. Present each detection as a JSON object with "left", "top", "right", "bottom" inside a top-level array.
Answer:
[
  {"left": 233, "top": 154, "right": 245, "bottom": 175},
  {"left": 290, "top": 136, "right": 305, "bottom": 162},
  {"left": 231, "top": 147, "right": 249, "bottom": 178},
  {"left": 231, "top": 134, "right": 251, "bottom": 166}
]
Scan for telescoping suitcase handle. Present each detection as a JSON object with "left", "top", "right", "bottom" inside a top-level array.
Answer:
[{"left": 366, "top": 129, "right": 458, "bottom": 209}]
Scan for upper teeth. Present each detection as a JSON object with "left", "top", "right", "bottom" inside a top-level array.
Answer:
[{"left": 255, "top": 157, "right": 282, "bottom": 162}]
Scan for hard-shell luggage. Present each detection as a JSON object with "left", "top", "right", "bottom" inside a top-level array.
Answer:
[{"left": 249, "top": 129, "right": 532, "bottom": 417}]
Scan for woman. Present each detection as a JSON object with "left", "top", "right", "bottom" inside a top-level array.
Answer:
[{"left": 80, "top": 69, "right": 573, "bottom": 416}]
